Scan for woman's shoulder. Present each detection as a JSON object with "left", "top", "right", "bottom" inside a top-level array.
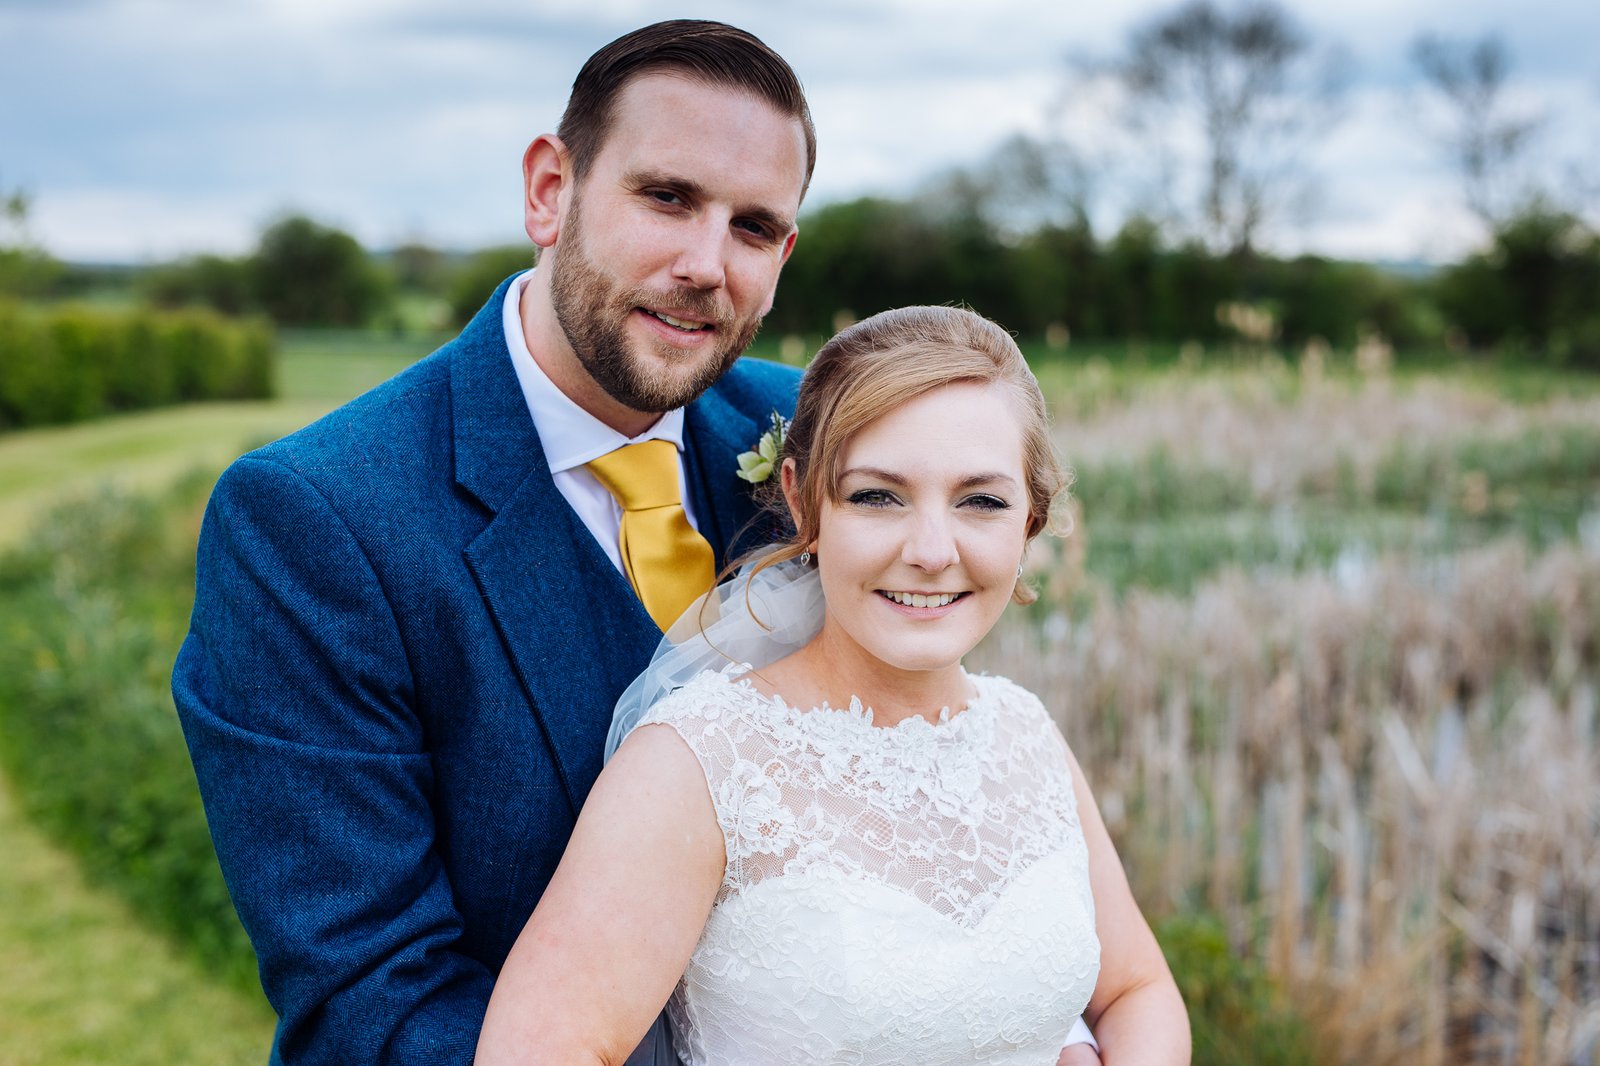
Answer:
[
  {"left": 968, "top": 672, "right": 1072, "bottom": 750},
  {"left": 969, "top": 672, "right": 1050, "bottom": 719},
  {"left": 635, "top": 666, "right": 771, "bottom": 734}
]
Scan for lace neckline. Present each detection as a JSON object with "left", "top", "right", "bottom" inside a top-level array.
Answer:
[{"left": 707, "top": 666, "right": 996, "bottom": 737}]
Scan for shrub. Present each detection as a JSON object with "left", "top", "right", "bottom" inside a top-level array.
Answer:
[
  {"left": 447, "top": 245, "right": 536, "bottom": 325},
  {"left": 0, "top": 302, "right": 275, "bottom": 431},
  {"left": 0, "top": 474, "right": 259, "bottom": 989},
  {"left": 1157, "top": 914, "right": 1323, "bottom": 1065}
]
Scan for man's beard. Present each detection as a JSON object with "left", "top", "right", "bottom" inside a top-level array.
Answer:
[{"left": 548, "top": 200, "right": 764, "bottom": 414}]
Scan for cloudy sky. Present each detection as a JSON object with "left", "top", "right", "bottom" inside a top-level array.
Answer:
[{"left": 3, "top": 0, "right": 1595, "bottom": 263}]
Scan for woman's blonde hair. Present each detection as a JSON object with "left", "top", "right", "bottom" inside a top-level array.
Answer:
[{"left": 755, "top": 305, "right": 1069, "bottom": 605}]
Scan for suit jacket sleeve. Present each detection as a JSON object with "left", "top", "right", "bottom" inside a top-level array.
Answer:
[{"left": 173, "top": 454, "right": 492, "bottom": 1066}]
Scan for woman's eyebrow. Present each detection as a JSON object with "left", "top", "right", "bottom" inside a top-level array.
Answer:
[
  {"left": 838, "top": 466, "right": 908, "bottom": 486},
  {"left": 839, "top": 468, "right": 1019, "bottom": 490},
  {"left": 955, "top": 473, "right": 1020, "bottom": 490}
]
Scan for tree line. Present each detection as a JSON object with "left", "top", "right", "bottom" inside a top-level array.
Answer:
[{"left": 3, "top": 195, "right": 1593, "bottom": 367}]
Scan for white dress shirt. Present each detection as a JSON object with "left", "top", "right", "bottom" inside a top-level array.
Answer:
[{"left": 502, "top": 269, "right": 700, "bottom": 576}]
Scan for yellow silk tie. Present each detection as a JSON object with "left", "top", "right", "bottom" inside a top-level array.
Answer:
[{"left": 586, "top": 439, "right": 715, "bottom": 631}]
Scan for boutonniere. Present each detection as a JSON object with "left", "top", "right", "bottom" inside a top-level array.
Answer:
[{"left": 735, "top": 411, "right": 788, "bottom": 484}]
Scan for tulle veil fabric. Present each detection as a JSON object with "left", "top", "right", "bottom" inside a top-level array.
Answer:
[{"left": 605, "top": 552, "right": 824, "bottom": 763}]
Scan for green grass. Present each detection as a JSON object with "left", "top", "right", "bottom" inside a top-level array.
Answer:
[
  {"left": 0, "top": 332, "right": 428, "bottom": 1065},
  {"left": 0, "top": 776, "right": 274, "bottom": 1066}
]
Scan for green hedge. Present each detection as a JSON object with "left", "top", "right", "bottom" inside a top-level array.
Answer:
[
  {"left": 0, "top": 302, "right": 275, "bottom": 431},
  {"left": 0, "top": 473, "right": 259, "bottom": 990}
]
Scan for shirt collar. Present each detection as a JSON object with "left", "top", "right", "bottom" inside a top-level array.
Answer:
[{"left": 501, "top": 268, "right": 686, "bottom": 475}]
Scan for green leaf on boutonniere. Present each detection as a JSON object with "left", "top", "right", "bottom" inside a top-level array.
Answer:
[{"left": 735, "top": 411, "right": 788, "bottom": 484}]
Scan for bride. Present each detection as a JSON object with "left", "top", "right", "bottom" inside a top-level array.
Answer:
[{"left": 475, "top": 306, "right": 1190, "bottom": 1064}]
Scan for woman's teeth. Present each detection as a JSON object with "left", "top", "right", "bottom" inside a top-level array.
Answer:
[{"left": 883, "top": 591, "right": 958, "bottom": 608}]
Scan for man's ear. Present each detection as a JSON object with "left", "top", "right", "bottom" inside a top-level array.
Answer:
[
  {"left": 759, "top": 227, "right": 800, "bottom": 316},
  {"left": 522, "top": 134, "right": 570, "bottom": 249}
]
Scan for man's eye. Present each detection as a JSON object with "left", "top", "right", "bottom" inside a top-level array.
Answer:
[
  {"left": 734, "top": 219, "right": 773, "bottom": 240},
  {"left": 846, "top": 489, "right": 897, "bottom": 508},
  {"left": 648, "top": 190, "right": 683, "bottom": 206}
]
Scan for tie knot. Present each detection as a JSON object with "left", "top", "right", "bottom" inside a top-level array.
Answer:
[{"left": 587, "top": 439, "right": 682, "bottom": 511}]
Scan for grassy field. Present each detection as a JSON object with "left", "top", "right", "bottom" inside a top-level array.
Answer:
[
  {"left": 0, "top": 777, "right": 275, "bottom": 1066},
  {"left": 0, "top": 335, "right": 424, "bottom": 1065},
  {"left": 0, "top": 338, "right": 429, "bottom": 548},
  {"left": 1, "top": 331, "right": 1596, "bottom": 1064}
]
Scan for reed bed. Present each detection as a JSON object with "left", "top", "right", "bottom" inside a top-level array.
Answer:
[
  {"left": 1052, "top": 365, "right": 1600, "bottom": 506},
  {"left": 975, "top": 539, "right": 1600, "bottom": 1064}
]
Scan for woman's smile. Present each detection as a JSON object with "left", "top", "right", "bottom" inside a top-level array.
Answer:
[{"left": 877, "top": 589, "right": 969, "bottom": 612}]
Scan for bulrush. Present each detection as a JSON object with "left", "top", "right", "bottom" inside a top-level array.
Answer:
[{"left": 973, "top": 538, "right": 1600, "bottom": 1063}]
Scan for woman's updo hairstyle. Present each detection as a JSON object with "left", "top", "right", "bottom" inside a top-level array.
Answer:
[{"left": 756, "top": 305, "right": 1068, "bottom": 606}]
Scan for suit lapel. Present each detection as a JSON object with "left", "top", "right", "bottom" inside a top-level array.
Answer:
[
  {"left": 464, "top": 480, "right": 659, "bottom": 810},
  {"left": 452, "top": 280, "right": 659, "bottom": 810},
  {"left": 683, "top": 389, "right": 764, "bottom": 572}
]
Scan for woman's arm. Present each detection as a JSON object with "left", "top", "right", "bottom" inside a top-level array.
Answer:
[
  {"left": 1066, "top": 743, "right": 1192, "bottom": 1065},
  {"left": 475, "top": 724, "right": 725, "bottom": 1066}
]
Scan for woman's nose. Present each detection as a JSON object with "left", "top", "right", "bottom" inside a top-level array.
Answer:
[{"left": 900, "top": 511, "right": 959, "bottom": 571}]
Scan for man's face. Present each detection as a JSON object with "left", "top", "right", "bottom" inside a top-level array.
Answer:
[{"left": 546, "top": 74, "right": 807, "bottom": 413}]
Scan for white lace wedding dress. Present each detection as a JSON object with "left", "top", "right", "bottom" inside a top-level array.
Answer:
[{"left": 636, "top": 667, "right": 1101, "bottom": 1066}]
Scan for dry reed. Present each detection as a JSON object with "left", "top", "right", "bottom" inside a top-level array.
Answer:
[
  {"left": 1050, "top": 369, "right": 1600, "bottom": 505},
  {"left": 975, "top": 539, "right": 1600, "bottom": 1064}
]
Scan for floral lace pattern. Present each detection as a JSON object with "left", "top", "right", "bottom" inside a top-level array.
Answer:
[{"left": 638, "top": 669, "right": 1101, "bottom": 1065}]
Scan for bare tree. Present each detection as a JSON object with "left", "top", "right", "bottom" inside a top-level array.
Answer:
[
  {"left": 1064, "top": 0, "right": 1345, "bottom": 256},
  {"left": 1410, "top": 33, "right": 1545, "bottom": 229},
  {"left": 918, "top": 133, "right": 1095, "bottom": 239}
]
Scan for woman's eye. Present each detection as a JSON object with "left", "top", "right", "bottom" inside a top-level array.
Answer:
[
  {"left": 846, "top": 489, "right": 897, "bottom": 508},
  {"left": 964, "top": 494, "right": 1011, "bottom": 512}
]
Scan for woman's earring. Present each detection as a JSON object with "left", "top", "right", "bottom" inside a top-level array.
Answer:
[
  {"left": 1016, "top": 562, "right": 1024, "bottom": 578},
  {"left": 800, "top": 549, "right": 812, "bottom": 567}
]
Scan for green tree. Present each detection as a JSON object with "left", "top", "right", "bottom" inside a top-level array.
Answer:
[
  {"left": 141, "top": 254, "right": 254, "bottom": 315},
  {"left": 250, "top": 214, "right": 390, "bottom": 327},
  {"left": 388, "top": 241, "right": 449, "bottom": 294},
  {"left": 1435, "top": 204, "right": 1600, "bottom": 364},
  {"left": 447, "top": 245, "right": 536, "bottom": 325},
  {"left": 0, "top": 184, "right": 63, "bottom": 298}
]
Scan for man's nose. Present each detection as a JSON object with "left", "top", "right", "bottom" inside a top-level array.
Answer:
[
  {"left": 901, "top": 511, "right": 959, "bottom": 571},
  {"left": 672, "top": 216, "right": 728, "bottom": 290}
]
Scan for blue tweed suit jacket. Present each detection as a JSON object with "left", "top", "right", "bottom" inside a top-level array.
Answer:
[{"left": 172, "top": 274, "right": 801, "bottom": 1065}]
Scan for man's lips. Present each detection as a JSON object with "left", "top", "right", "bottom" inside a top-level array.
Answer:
[{"left": 640, "top": 308, "right": 716, "bottom": 333}]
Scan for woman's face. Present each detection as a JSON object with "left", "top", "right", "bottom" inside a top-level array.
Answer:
[{"left": 803, "top": 380, "right": 1031, "bottom": 678}]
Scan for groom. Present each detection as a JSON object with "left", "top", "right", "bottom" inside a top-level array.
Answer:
[{"left": 173, "top": 21, "right": 813, "bottom": 1065}]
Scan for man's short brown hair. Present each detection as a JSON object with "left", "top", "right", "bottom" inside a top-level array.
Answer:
[{"left": 557, "top": 19, "right": 816, "bottom": 201}]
